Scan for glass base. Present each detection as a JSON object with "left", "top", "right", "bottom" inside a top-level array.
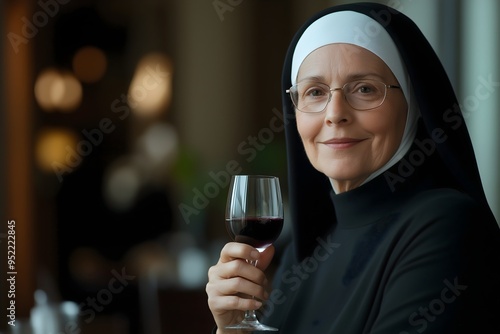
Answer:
[{"left": 224, "top": 319, "right": 278, "bottom": 331}]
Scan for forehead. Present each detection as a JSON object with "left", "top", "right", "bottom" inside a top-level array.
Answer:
[{"left": 297, "top": 43, "right": 394, "bottom": 82}]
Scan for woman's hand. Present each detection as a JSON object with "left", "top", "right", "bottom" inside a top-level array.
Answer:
[{"left": 206, "top": 242, "right": 275, "bottom": 333}]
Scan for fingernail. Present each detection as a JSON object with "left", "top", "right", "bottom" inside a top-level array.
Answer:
[{"left": 254, "top": 301, "right": 263, "bottom": 308}]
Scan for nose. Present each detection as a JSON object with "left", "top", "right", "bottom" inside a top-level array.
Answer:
[{"left": 324, "top": 88, "right": 350, "bottom": 126}]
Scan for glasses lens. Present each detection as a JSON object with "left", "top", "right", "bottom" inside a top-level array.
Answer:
[
  {"left": 290, "top": 82, "right": 330, "bottom": 113},
  {"left": 343, "top": 80, "right": 386, "bottom": 110},
  {"left": 289, "top": 80, "right": 389, "bottom": 112}
]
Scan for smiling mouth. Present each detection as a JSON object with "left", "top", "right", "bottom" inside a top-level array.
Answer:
[{"left": 321, "top": 138, "right": 367, "bottom": 149}]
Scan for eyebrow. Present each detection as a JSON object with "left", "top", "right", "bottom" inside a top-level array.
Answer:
[{"left": 297, "top": 72, "right": 387, "bottom": 84}]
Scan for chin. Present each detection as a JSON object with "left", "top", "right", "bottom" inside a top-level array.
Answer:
[
  {"left": 319, "top": 168, "right": 363, "bottom": 183},
  {"left": 317, "top": 159, "right": 362, "bottom": 178}
]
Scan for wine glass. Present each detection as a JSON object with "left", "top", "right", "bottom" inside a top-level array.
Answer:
[{"left": 224, "top": 175, "right": 284, "bottom": 331}]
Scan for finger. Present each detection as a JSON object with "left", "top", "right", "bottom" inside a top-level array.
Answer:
[
  {"left": 207, "top": 276, "right": 269, "bottom": 313},
  {"left": 208, "top": 294, "right": 263, "bottom": 313},
  {"left": 219, "top": 242, "right": 260, "bottom": 264},
  {"left": 211, "top": 276, "right": 269, "bottom": 302},
  {"left": 208, "top": 259, "right": 268, "bottom": 287}
]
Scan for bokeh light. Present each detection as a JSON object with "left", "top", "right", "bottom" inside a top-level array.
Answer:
[
  {"left": 34, "top": 68, "right": 83, "bottom": 112},
  {"left": 137, "top": 123, "right": 178, "bottom": 164},
  {"left": 103, "top": 160, "right": 142, "bottom": 212},
  {"left": 128, "top": 53, "right": 173, "bottom": 117},
  {"left": 35, "top": 128, "right": 79, "bottom": 173},
  {"left": 72, "top": 46, "right": 108, "bottom": 83}
]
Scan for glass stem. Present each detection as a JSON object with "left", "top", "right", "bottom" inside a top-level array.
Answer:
[
  {"left": 244, "top": 258, "right": 260, "bottom": 323},
  {"left": 244, "top": 309, "right": 259, "bottom": 322}
]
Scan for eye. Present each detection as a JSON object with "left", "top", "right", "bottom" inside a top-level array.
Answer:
[
  {"left": 306, "top": 88, "right": 325, "bottom": 96},
  {"left": 358, "top": 85, "right": 374, "bottom": 93},
  {"left": 357, "top": 83, "right": 376, "bottom": 94},
  {"left": 348, "top": 81, "right": 380, "bottom": 95},
  {"left": 302, "top": 85, "right": 328, "bottom": 99}
]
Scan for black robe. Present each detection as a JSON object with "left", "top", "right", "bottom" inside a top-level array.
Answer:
[{"left": 260, "top": 2, "right": 500, "bottom": 333}]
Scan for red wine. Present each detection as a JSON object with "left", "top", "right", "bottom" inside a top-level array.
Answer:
[{"left": 226, "top": 217, "right": 283, "bottom": 251}]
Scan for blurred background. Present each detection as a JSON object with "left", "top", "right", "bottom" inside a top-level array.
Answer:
[{"left": 0, "top": 0, "right": 498, "bottom": 333}]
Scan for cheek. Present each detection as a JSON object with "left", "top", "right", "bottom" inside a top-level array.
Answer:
[
  {"left": 296, "top": 115, "right": 317, "bottom": 143},
  {"left": 369, "top": 109, "right": 407, "bottom": 151},
  {"left": 296, "top": 115, "right": 321, "bottom": 160},
  {"left": 385, "top": 107, "right": 407, "bottom": 145}
]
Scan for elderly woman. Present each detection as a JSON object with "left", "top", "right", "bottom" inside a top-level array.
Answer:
[{"left": 206, "top": 3, "right": 500, "bottom": 333}]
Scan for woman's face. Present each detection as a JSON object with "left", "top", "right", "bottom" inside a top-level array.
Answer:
[{"left": 296, "top": 44, "right": 408, "bottom": 192}]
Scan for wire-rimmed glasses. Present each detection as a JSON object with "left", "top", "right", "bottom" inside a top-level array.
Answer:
[{"left": 286, "top": 79, "right": 401, "bottom": 113}]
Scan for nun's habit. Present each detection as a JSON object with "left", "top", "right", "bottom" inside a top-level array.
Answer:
[{"left": 261, "top": 3, "right": 500, "bottom": 333}]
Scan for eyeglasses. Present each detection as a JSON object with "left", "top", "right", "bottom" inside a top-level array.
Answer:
[{"left": 286, "top": 79, "right": 401, "bottom": 113}]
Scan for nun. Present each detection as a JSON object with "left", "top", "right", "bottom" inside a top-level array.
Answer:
[{"left": 206, "top": 3, "right": 500, "bottom": 333}]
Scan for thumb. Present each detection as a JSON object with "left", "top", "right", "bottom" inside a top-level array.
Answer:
[{"left": 255, "top": 245, "right": 275, "bottom": 271}]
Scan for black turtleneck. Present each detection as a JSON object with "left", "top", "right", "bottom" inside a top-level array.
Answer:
[{"left": 261, "top": 174, "right": 498, "bottom": 333}]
